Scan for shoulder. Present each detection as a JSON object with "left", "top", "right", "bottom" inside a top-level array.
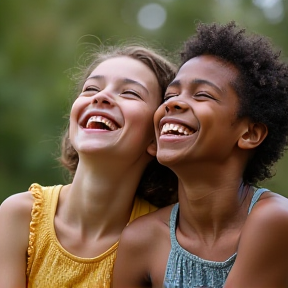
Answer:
[
  {"left": 247, "top": 191, "right": 288, "bottom": 228},
  {"left": 129, "top": 196, "right": 158, "bottom": 221},
  {"left": 0, "top": 191, "right": 34, "bottom": 254},
  {"left": 123, "top": 204, "right": 173, "bottom": 247},
  {"left": 243, "top": 191, "right": 288, "bottom": 243},
  {"left": 113, "top": 205, "right": 174, "bottom": 287},
  {"left": 0, "top": 192, "right": 34, "bottom": 286},
  {"left": 0, "top": 191, "right": 34, "bottom": 220},
  {"left": 225, "top": 191, "right": 288, "bottom": 287},
  {"left": 118, "top": 204, "right": 174, "bottom": 261},
  {"left": 0, "top": 191, "right": 34, "bottom": 240}
]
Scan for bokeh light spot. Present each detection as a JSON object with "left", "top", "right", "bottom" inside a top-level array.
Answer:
[
  {"left": 137, "top": 3, "right": 167, "bottom": 30},
  {"left": 253, "top": 0, "right": 284, "bottom": 23}
]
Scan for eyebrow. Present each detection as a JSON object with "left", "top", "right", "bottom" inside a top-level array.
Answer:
[
  {"left": 192, "top": 79, "right": 224, "bottom": 94},
  {"left": 167, "top": 79, "right": 180, "bottom": 88},
  {"left": 167, "top": 78, "right": 225, "bottom": 94},
  {"left": 123, "top": 78, "right": 149, "bottom": 94},
  {"left": 86, "top": 75, "right": 104, "bottom": 81},
  {"left": 86, "top": 75, "right": 149, "bottom": 94}
]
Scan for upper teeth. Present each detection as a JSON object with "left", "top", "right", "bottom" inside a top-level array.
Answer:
[
  {"left": 161, "top": 123, "right": 194, "bottom": 136},
  {"left": 86, "top": 116, "right": 118, "bottom": 131}
]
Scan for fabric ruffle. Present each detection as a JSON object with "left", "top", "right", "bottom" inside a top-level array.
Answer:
[{"left": 26, "top": 183, "right": 43, "bottom": 274}]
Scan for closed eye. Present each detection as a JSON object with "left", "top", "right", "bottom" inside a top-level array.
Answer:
[
  {"left": 121, "top": 90, "right": 143, "bottom": 100},
  {"left": 164, "top": 93, "right": 178, "bottom": 102},
  {"left": 83, "top": 86, "right": 100, "bottom": 92},
  {"left": 80, "top": 86, "right": 101, "bottom": 97},
  {"left": 193, "top": 92, "right": 217, "bottom": 101}
]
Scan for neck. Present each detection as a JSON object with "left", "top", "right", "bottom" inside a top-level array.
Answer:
[
  {"left": 173, "top": 161, "right": 253, "bottom": 239},
  {"left": 57, "top": 156, "right": 148, "bottom": 237}
]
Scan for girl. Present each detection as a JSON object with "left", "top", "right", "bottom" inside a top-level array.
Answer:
[
  {"left": 0, "top": 44, "right": 178, "bottom": 287},
  {"left": 113, "top": 22, "right": 288, "bottom": 288}
]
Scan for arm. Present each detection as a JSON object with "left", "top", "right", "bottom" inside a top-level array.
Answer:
[
  {"left": 0, "top": 192, "right": 33, "bottom": 287},
  {"left": 112, "top": 208, "right": 170, "bottom": 288},
  {"left": 225, "top": 195, "right": 288, "bottom": 288},
  {"left": 112, "top": 218, "right": 153, "bottom": 288}
]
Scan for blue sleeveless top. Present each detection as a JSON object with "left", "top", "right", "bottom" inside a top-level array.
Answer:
[{"left": 163, "top": 188, "right": 268, "bottom": 288}]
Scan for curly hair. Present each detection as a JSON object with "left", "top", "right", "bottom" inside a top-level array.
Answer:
[
  {"left": 58, "top": 43, "right": 178, "bottom": 207},
  {"left": 180, "top": 21, "right": 288, "bottom": 185}
]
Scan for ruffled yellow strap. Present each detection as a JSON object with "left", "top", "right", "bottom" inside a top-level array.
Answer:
[{"left": 26, "top": 183, "right": 43, "bottom": 274}]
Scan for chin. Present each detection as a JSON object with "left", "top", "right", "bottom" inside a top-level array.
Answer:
[{"left": 156, "top": 152, "right": 179, "bottom": 167}]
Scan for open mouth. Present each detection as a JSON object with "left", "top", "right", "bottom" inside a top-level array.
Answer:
[
  {"left": 160, "top": 123, "right": 196, "bottom": 136},
  {"left": 86, "top": 115, "right": 119, "bottom": 131}
]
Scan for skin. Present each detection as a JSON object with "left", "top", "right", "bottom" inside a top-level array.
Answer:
[
  {"left": 0, "top": 56, "right": 162, "bottom": 286},
  {"left": 112, "top": 55, "right": 288, "bottom": 288}
]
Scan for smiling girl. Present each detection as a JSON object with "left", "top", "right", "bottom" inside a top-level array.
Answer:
[
  {"left": 113, "top": 22, "right": 288, "bottom": 288},
  {"left": 0, "top": 44, "right": 177, "bottom": 287}
]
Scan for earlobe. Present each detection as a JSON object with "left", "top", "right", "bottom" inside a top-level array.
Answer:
[
  {"left": 147, "top": 138, "right": 157, "bottom": 157},
  {"left": 238, "top": 123, "right": 268, "bottom": 149}
]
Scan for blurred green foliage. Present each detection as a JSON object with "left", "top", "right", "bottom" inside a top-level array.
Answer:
[{"left": 1, "top": 0, "right": 287, "bottom": 202}]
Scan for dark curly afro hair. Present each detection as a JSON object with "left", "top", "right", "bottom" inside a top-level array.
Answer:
[{"left": 180, "top": 21, "right": 288, "bottom": 185}]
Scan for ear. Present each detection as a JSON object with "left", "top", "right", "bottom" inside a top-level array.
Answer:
[
  {"left": 238, "top": 122, "right": 268, "bottom": 150},
  {"left": 146, "top": 138, "right": 157, "bottom": 157}
]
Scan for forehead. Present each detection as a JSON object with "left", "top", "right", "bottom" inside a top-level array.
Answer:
[
  {"left": 89, "top": 56, "right": 156, "bottom": 84},
  {"left": 176, "top": 55, "right": 238, "bottom": 88}
]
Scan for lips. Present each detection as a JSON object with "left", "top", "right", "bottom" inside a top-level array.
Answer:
[
  {"left": 80, "top": 111, "right": 121, "bottom": 131},
  {"left": 160, "top": 122, "right": 196, "bottom": 136},
  {"left": 86, "top": 115, "right": 118, "bottom": 131}
]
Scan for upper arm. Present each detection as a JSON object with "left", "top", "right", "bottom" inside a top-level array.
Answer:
[
  {"left": 112, "top": 217, "right": 157, "bottom": 288},
  {"left": 225, "top": 196, "right": 288, "bottom": 288},
  {"left": 0, "top": 192, "right": 33, "bottom": 287}
]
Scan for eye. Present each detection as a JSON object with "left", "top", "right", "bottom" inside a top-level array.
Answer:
[
  {"left": 120, "top": 90, "right": 143, "bottom": 100},
  {"left": 193, "top": 92, "right": 216, "bottom": 101},
  {"left": 84, "top": 86, "right": 101, "bottom": 92},
  {"left": 80, "top": 86, "right": 101, "bottom": 96},
  {"left": 164, "top": 93, "right": 178, "bottom": 102}
]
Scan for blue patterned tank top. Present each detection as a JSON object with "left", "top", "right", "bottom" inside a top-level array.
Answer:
[{"left": 163, "top": 188, "right": 268, "bottom": 288}]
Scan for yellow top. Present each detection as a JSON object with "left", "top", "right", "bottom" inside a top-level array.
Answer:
[{"left": 26, "top": 183, "right": 157, "bottom": 288}]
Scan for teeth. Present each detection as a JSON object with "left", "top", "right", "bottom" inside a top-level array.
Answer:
[
  {"left": 86, "top": 115, "right": 118, "bottom": 131},
  {"left": 161, "top": 123, "right": 194, "bottom": 136}
]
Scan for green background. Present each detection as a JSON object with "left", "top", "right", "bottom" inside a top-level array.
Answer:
[{"left": 1, "top": 0, "right": 287, "bottom": 203}]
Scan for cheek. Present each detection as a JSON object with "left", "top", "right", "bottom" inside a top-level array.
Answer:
[
  {"left": 126, "top": 108, "right": 156, "bottom": 143},
  {"left": 68, "top": 102, "right": 81, "bottom": 142},
  {"left": 153, "top": 105, "right": 165, "bottom": 128},
  {"left": 137, "top": 112, "right": 155, "bottom": 137},
  {"left": 70, "top": 99, "right": 82, "bottom": 123},
  {"left": 68, "top": 118, "right": 78, "bottom": 148}
]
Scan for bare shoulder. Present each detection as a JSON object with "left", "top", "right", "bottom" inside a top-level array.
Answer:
[
  {"left": 225, "top": 192, "right": 288, "bottom": 287},
  {"left": 0, "top": 191, "right": 34, "bottom": 221},
  {"left": 113, "top": 205, "right": 174, "bottom": 288},
  {"left": 247, "top": 191, "right": 288, "bottom": 228},
  {"left": 0, "top": 192, "right": 34, "bottom": 287},
  {"left": 241, "top": 191, "right": 288, "bottom": 247},
  {"left": 121, "top": 204, "right": 173, "bottom": 249},
  {"left": 0, "top": 191, "right": 34, "bottom": 241}
]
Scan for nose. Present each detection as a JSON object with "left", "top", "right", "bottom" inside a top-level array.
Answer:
[
  {"left": 164, "top": 99, "right": 189, "bottom": 114},
  {"left": 90, "top": 91, "right": 115, "bottom": 107}
]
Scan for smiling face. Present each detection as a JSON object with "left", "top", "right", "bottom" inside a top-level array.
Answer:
[
  {"left": 69, "top": 56, "right": 161, "bottom": 162},
  {"left": 154, "top": 55, "right": 250, "bottom": 168}
]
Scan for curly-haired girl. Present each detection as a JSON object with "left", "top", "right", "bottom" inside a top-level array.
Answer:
[{"left": 113, "top": 21, "right": 288, "bottom": 288}]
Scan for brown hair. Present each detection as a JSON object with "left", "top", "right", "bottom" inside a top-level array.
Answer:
[{"left": 58, "top": 43, "right": 178, "bottom": 207}]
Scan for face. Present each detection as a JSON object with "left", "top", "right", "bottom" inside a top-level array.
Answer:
[
  {"left": 69, "top": 56, "right": 161, "bottom": 162},
  {"left": 154, "top": 55, "right": 249, "bottom": 167}
]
